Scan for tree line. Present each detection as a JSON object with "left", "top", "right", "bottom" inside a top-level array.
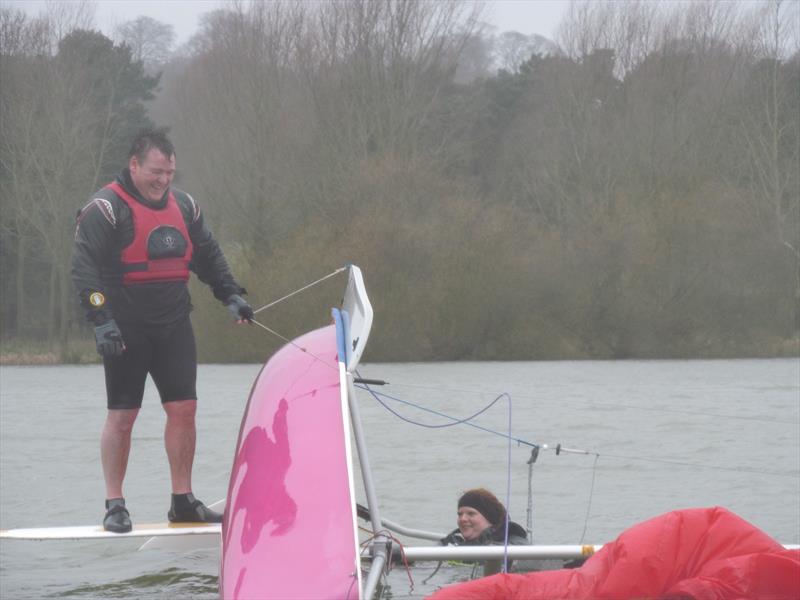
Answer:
[{"left": 1, "top": 0, "right": 797, "bottom": 363}]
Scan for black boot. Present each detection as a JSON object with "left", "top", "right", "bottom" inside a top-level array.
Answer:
[
  {"left": 103, "top": 498, "right": 132, "bottom": 533},
  {"left": 168, "top": 493, "right": 222, "bottom": 523}
]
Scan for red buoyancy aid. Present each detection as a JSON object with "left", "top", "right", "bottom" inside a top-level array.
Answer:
[{"left": 107, "top": 181, "right": 194, "bottom": 285}]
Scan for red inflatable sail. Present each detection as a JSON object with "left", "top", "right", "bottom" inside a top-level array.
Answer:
[{"left": 427, "top": 507, "right": 800, "bottom": 600}]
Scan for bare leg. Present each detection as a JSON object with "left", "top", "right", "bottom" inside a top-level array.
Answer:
[
  {"left": 101, "top": 408, "right": 140, "bottom": 499},
  {"left": 163, "top": 399, "right": 197, "bottom": 494}
]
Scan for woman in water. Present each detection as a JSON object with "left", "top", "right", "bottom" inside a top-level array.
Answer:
[
  {"left": 440, "top": 488, "right": 528, "bottom": 574},
  {"left": 441, "top": 488, "right": 527, "bottom": 546}
]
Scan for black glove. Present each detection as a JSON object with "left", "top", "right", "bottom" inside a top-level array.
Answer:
[
  {"left": 94, "top": 319, "right": 125, "bottom": 357},
  {"left": 226, "top": 294, "right": 254, "bottom": 323}
]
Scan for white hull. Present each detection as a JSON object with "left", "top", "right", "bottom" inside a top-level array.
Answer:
[{"left": 0, "top": 522, "right": 220, "bottom": 540}]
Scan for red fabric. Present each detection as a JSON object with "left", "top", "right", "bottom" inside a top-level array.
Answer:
[
  {"left": 427, "top": 507, "right": 800, "bottom": 600},
  {"left": 108, "top": 181, "right": 193, "bottom": 284}
]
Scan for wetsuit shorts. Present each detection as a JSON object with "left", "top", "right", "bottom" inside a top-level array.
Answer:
[{"left": 103, "top": 316, "right": 197, "bottom": 409}]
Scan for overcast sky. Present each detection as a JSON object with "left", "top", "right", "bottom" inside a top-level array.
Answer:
[{"left": 8, "top": 1, "right": 569, "bottom": 45}]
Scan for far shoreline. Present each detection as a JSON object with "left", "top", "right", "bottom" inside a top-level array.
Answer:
[{"left": 2, "top": 346, "right": 797, "bottom": 367}]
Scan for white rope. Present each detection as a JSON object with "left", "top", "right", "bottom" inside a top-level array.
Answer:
[
  {"left": 253, "top": 267, "right": 347, "bottom": 315},
  {"left": 251, "top": 319, "right": 339, "bottom": 371}
]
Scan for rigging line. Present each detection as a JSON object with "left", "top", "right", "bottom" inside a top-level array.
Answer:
[
  {"left": 251, "top": 319, "right": 339, "bottom": 372},
  {"left": 253, "top": 266, "right": 348, "bottom": 315},
  {"left": 421, "top": 561, "right": 444, "bottom": 585},
  {"left": 383, "top": 381, "right": 791, "bottom": 425},
  {"left": 361, "top": 386, "right": 800, "bottom": 479},
  {"left": 579, "top": 454, "right": 600, "bottom": 545},
  {"left": 344, "top": 571, "right": 358, "bottom": 600},
  {"left": 597, "top": 452, "right": 798, "bottom": 478},
  {"left": 357, "top": 384, "right": 538, "bottom": 444},
  {"left": 360, "top": 529, "right": 415, "bottom": 593},
  {"left": 502, "top": 393, "right": 512, "bottom": 574},
  {"left": 357, "top": 381, "right": 511, "bottom": 430}
]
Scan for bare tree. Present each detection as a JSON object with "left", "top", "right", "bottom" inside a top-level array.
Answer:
[
  {"left": 0, "top": 8, "right": 50, "bottom": 337},
  {"left": 5, "top": 0, "right": 797, "bottom": 360},
  {"left": 454, "top": 30, "right": 493, "bottom": 82},
  {"left": 114, "top": 15, "right": 176, "bottom": 70},
  {"left": 164, "top": 1, "right": 311, "bottom": 250},
  {"left": 557, "top": 0, "right": 616, "bottom": 63},
  {"left": 301, "top": 0, "right": 482, "bottom": 157},
  {"left": 37, "top": 0, "right": 94, "bottom": 50},
  {"left": 735, "top": 0, "right": 800, "bottom": 311},
  {"left": 1, "top": 3, "right": 156, "bottom": 354},
  {"left": 494, "top": 31, "right": 559, "bottom": 72},
  {"left": 161, "top": 0, "right": 484, "bottom": 240}
]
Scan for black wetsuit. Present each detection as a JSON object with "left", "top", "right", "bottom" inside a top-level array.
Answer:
[
  {"left": 440, "top": 521, "right": 528, "bottom": 575},
  {"left": 72, "top": 169, "right": 245, "bottom": 408},
  {"left": 440, "top": 521, "right": 529, "bottom": 547}
]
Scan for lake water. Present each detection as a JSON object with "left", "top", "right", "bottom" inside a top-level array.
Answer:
[{"left": 1, "top": 359, "right": 798, "bottom": 598}]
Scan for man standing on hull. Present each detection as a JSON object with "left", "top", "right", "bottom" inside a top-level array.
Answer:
[{"left": 72, "top": 129, "right": 254, "bottom": 533}]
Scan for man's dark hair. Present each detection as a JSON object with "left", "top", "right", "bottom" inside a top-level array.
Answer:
[{"left": 128, "top": 128, "right": 175, "bottom": 162}]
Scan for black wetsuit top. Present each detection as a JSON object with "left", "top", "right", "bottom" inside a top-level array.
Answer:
[
  {"left": 72, "top": 169, "right": 244, "bottom": 326},
  {"left": 440, "top": 521, "right": 529, "bottom": 546}
]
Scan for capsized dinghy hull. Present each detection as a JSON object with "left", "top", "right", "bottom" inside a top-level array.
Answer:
[{"left": 220, "top": 320, "right": 359, "bottom": 599}]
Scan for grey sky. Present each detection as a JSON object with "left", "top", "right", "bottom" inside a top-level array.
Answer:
[{"left": 8, "top": 1, "right": 569, "bottom": 45}]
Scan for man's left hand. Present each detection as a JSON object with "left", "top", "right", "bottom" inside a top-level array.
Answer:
[{"left": 226, "top": 294, "right": 254, "bottom": 323}]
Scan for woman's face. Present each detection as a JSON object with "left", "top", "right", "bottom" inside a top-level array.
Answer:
[{"left": 457, "top": 506, "right": 492, "bottom": 541}]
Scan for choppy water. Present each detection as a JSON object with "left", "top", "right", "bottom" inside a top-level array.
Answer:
[{"left": 1, "top": 359, "right": 798, "bottom": 599}]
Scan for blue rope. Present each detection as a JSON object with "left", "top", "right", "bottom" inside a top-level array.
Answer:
[
  {"left": 502, "top": 393, "right": 512, "bottom": 573},
  {"left": 357, "top": 385, "right": 509, "bottom": 429},
  {"left": 355, "top": 383, "right": 538, "bottom": 445}
]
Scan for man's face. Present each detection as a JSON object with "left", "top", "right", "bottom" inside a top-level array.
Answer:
[{"left": 129, "top": 148, "right": 176, "bottom": 202}]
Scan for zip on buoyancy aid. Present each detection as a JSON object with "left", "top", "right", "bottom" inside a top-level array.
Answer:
[{"left": 107, "top": 181, "right": 193, "bottom": 285}]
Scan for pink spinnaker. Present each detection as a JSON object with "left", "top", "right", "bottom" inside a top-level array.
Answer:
[{"left": 220, "top": 323, "right": 359, "bottom": 599}]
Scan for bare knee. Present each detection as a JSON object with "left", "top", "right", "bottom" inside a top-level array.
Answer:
[
  {"left": 163, "top": 399, "right": 197, "bottom": 426},
  {"left": 104, "top": 409, "right": 139, "bottom": 435}
]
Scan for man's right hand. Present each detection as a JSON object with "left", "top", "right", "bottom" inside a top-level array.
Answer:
[
  {"left": 94, "top": 319, "right": 125, "bottom": 357},
  {"left": 226, "top": 294, "right": 254, "bottom": 323}
]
